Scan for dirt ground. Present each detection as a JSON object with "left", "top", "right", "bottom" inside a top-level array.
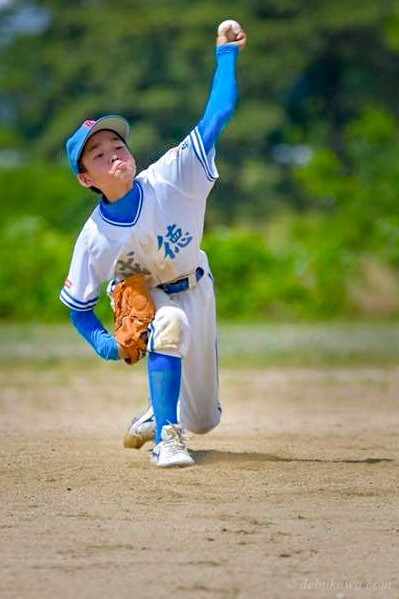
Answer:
[{"left": 1, "top": 361, "right": 398, "bottom": 599}]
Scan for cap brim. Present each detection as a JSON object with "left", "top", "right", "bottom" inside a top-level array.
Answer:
[{"left": 88, "top": 115, "right": 130, "bottom": 142}]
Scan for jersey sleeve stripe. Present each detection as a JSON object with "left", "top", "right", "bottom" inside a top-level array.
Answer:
[
  {"left": 194, "top": 127, "right": 218, "bottom": 180},
  {"left": 190, "top": 128, "right": 218, "bottom": 182},
  {"left": 190, "top": 138, "right": 214, "bottom": 182},
  {"left": 61, "top": 287, "right": 99, "bottom": 306},
  {"left": 59, "top": 293, "right": 97, "bottom": 311},
  {"left": 59, "top": 288, "right": 98, "bottom": 311},
  {"left": 190, "top": 130, "right": 215, "bottom": 182}
]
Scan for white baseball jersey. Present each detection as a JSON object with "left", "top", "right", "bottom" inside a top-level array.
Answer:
[
  {"left": 60, "top": 126, "right": 218, "bottom": 311},
  {"left": 60, "top": 126, "right": 221, "bottom": 432}
]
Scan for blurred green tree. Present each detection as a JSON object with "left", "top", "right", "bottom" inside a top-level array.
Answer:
[
  {"left": 2, "top": 1, "right": 399, "bottom": 320},
  {"left": 1, "top": 0, "right": 398, "bottom": 223}
]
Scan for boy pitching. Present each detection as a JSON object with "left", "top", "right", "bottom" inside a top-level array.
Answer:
[{"left": 60, "top": 21, "right": 247, "bottom": 467}]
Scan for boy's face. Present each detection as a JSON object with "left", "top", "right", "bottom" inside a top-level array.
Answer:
[{"left": 77, "top": 129, "right": 136, "bottom": 196}]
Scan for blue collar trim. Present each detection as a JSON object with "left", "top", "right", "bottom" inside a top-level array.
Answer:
[{"left": 99, "top": 180, "right": 143, "bottom": 227}]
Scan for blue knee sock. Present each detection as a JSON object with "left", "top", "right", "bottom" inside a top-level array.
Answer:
[{"left": 148, "top": 352, "right": 182, "bottom": 443}]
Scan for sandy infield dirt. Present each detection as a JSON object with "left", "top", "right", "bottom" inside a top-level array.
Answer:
[{"left": 1, "top": 361, "right": 398, "bottom": 599}]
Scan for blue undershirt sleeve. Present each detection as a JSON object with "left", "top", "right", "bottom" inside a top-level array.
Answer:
[
  {"left": 70, "top": 309, "right": 119, "bottom": 361},
  {"left": 198, "top": 44, "right": 239, "bottom": 154}
]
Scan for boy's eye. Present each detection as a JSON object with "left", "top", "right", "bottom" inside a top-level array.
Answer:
[{"left": 94, "top": 152, "right": 104, "bottom": 159}]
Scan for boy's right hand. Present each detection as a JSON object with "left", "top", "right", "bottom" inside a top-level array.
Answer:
[{"left": 216, "top": 20, "right": 247, "bottom": 51}]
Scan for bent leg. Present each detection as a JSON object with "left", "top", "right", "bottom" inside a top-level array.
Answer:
[{"left": 176, "top": 273, "right": 221, "bottom": 434}]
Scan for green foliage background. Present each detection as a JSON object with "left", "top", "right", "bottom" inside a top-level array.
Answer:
[{"left": 2, "top": 0, "right": 399, "bottom": 321}]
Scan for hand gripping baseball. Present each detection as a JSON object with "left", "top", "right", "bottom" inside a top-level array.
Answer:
[{"left": 216, "top": 19, "right": 247, "bottom": 51}]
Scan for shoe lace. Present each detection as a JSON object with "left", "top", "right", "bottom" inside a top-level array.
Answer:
[{"left": 164, "top": 424, "right": 188, "bottom": 452}]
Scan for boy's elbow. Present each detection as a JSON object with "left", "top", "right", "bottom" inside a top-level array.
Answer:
[
  {"left": 221, "top": 90, "right": 238, "bottom": 123},
  {"left": 218, "top": 104, "right": 236, "bottom": 129},
  {"left": 225, "top": 105, "right": 236, "bottom": 123}
]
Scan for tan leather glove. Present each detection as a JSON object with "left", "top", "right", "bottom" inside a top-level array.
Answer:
[{"left": 112, "top": 274, "right": 155, "bottom": 365}]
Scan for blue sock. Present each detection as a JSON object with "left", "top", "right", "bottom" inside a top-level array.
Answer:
[{"left": 148, "top": 352, "right": 182, "bottom": 443}]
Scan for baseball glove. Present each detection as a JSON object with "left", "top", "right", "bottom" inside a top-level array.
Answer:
[{"left": 111, "top": 274, "right": 155, "bottom": 365}]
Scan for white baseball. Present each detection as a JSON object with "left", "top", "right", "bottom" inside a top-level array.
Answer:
[{"left": 217, "top": 19, "right": 242, "bottom": 36}]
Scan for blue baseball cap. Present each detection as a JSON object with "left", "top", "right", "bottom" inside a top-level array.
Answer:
[{"left": 65, "top": 115, "right": 130, "bottom": 174}]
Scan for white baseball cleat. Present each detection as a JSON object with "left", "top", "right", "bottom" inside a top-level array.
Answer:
[
  {"left": 150, "top": 424, "right": 195, "bottom": 468},
  {"left": 123, "top": 404, "right": 155, "bottom": 449}
]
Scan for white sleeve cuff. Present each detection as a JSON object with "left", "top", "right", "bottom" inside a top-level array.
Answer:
[
  {"left": 59, "top": 287, "right": 98, "bottom": 311},
  {"left": 190, "top": 127, "right": 219, "bottom": 182}
]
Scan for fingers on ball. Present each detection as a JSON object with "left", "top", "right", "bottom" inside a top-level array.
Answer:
[{"left": 217, "top": 19, "right": 242, "bottom": 36}]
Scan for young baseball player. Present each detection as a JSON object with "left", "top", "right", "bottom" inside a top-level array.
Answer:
[{"left": 60, "top": 21, "right": 247, "bottom": 468}]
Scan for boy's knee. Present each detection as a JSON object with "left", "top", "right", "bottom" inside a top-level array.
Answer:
[
  {"left": 183, "top": 409, "right": 221, "bottom": 435},
  {"left": 188, "top": 423, "right": 217, "bottom": 435},
  {"left": 149, "top": 306, "right": 190, "bottom": 357}
]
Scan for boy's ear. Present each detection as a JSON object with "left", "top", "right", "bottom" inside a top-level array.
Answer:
[{"left": 77, "top": 172, "right": 93, "bottom": 188}]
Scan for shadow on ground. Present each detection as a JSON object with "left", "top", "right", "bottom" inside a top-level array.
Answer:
[{"left": 191, "top": 449, "right": 393, "bottom": 465}]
